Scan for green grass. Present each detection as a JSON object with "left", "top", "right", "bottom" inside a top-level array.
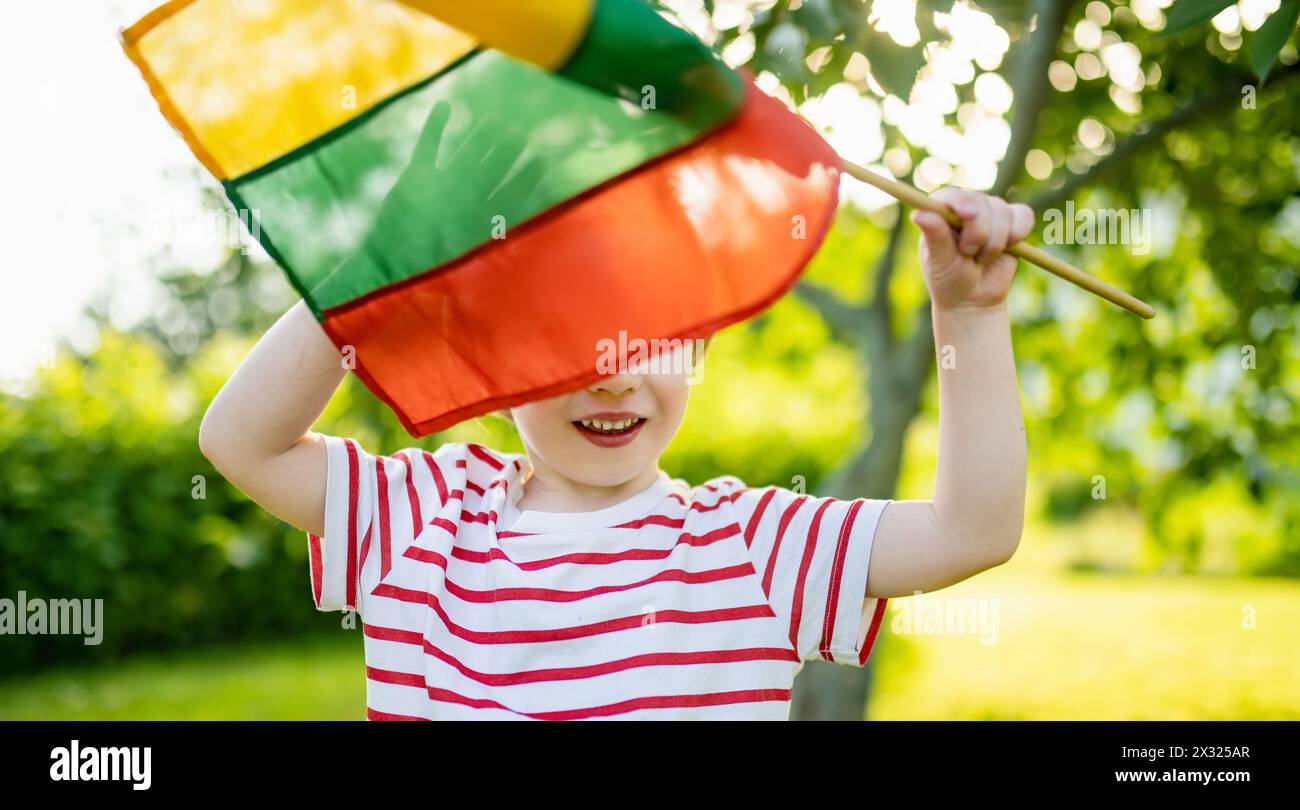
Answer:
[
  {"left": 871, "top": 566, "right": 1300, "bottom": 720},
  {"left": 0, "top": 634, "right": 365, "bottom": 720},
  {"left": 2, "top": 569, "right": 1298, "bottom": 720}
]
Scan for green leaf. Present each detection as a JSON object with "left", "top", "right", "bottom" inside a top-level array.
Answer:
[
  {"left": 1250, "top": 0, "right": 1300, "bottom": 80},
  {"left": 794, "top": 0, "right": 840, "bottom": 41},
  {"left": 1162, "top": 0, "right": 1237, "bottom": 36},
  {"left": 808, "top": 44, "right": 857, "bottom": 96},
  {"left": 858, "top": 32, "right": 926, "bottom": 99},
  {"left": 759, "top": 21, "right": 810, "bottom": 83},
  {"left": 830, "top": 0, "right": 871, "bottom": 39}
]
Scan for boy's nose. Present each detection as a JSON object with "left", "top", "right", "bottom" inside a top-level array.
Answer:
[{"left": 587, "top": 372, "right": 641, "bottom": 397}]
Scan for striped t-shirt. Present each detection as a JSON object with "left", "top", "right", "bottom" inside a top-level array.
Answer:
[{"left": 308, "top": 436, "right": 890, "bottom": 720}]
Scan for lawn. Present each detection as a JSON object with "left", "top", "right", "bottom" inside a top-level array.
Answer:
[
  {"left": 0, "top": 634, "right": 365, "bottom": 720},
  {"left": 871, "top": 567, "right": 1300, "bottom": 720},
  {"left": 2, "top": 570, "right": 1297, "bottom": 720}
]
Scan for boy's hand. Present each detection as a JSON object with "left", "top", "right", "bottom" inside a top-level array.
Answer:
[{"left": 912, "top": 188, "right": 1035, "bottom": 311}]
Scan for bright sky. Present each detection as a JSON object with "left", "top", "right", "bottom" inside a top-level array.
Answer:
[
  {"left": 0, "top": 0, "right": 238, "bottom": 383},
  {"left": 6, "top": 0, "right": 1195, "bottom": 385}
]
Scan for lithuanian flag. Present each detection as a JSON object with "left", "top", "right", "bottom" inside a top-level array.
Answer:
[{"left": 122, "top": 0, "right": 841, "bottom": 436}]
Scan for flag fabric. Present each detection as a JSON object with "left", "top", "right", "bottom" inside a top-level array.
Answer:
[{"left": 122, "top": 0, "right": 841, "bottom": 436}]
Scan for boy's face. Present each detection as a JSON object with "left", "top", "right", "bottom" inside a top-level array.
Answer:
[{"left": 510, "top": 347, "right": 694, "bottom": 488}]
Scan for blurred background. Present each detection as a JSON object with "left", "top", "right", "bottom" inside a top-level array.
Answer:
[{"left": 1, "top": 0, "right": 1297, "bottom": 720}]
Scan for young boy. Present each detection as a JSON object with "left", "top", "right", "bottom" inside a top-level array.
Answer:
[{"left": 199, "top": 188, "right": 1033, "bottom": 720}]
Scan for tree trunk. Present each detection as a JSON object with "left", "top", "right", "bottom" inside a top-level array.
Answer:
[
  {"left": 789, "top": 311, "right": 932, "bottom": 720},
  {"left": 788, "top": 0, "right": 1070, "bottom": 723}
]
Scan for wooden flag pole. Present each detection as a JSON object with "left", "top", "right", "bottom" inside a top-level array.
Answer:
[{"left": 840, "top": 160, "right": 1156, "bottom": 320}]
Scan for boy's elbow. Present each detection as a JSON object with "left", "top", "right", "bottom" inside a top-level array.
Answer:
[
  {"left": 934, "top": 502, "right": 1024, "bottom": 579},
  {"left": 197, "top": 406, "right": 231, "bottom": 469},
  {"left": 198, "top": 420, "right": 218, "bottom": 466},
  {"left": 984, "top": 533, "right": 1021, "bottom": 569},
  {"left": 978, "top": 514, "right": 1024, "bottom": 570}
]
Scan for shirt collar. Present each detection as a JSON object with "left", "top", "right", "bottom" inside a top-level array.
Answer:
[{"left": 500, "top": 469, "right": 678, "bottom": 534}]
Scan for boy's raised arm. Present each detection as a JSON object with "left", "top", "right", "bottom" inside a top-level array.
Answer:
[
  {"left": 866, "top": 189, "right": 1032, "bottom": 598},
  {"left": 198, "top": 301, "right": 348, "bottom": 537}
]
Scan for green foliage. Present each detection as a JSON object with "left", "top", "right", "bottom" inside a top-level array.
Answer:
[
  {"left": 1251, "top": 0, "right": 1300, "bottom": 80},
  {"left": 712, "top": 0, "right": 939, "bottom": 101},
  {"left": 0, "top": 332, "right": 336, "bottom": 673},
  {"left": 1015, "top": 52, "right": 1300, "bottom": 573},
  {"left": 1162, "top": 0, "right": 1237, "bottom": 36},
  {"left": 703, "top": 0, "right": 1300, "bottom": 576},
  {"left": 1164, "top": 0, "right": 1299, "bottom": 79}
]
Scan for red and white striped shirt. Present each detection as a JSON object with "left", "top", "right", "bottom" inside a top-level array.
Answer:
[{"left": 308, "top": 437, "right": 890, "bottom": 720}]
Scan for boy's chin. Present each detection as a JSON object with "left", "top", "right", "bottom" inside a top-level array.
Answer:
[{"left": 561, "top": 448, "right": 660, "bottom": 490}]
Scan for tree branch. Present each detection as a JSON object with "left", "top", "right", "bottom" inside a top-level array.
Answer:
[
  {"left": 866, "top": 208, "right": 908, "bottom": 351},
  {"left": 903, "top": 300, "right": 935, "bottom": 392},
  {"left": 994, "top": 0, "right": 1075, "bottom": 196},
  {"left": 1028, "top": 62, "right": 1300, "bottom": 211},
  {"left": 791, "top": 280, "right": 864, "bottom": 345}
]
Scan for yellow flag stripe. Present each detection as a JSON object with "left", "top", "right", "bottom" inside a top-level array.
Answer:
[
  {"left": 120, "top": 0, "right": 200, "bottom": 45},
  {"left": 121, "top": 29, "right": 221, "bottom": 178},
  {"left": 122, "top": 0, "right": 476, "bottom": 180},
  {"left": 396, "top": 0, "right": 595, "bottom": 70}
]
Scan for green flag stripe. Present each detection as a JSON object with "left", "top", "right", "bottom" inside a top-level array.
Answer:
[
  {"left": 559, "top": 0, "right": 743, "bottom": 127},
  {"left": 230, "top": 42, "right": 742, "bottom": 316}
]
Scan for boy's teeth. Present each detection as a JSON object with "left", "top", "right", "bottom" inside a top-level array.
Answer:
[{"left": 580, "top": 417, "right": 641, "bottom": 433}]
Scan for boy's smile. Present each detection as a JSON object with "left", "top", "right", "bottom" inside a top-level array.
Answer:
[
  {"left": 509, "top": 356, "right": 695, "bottom": 501},
  {"left": 572, "top": 411, "right": 648, "bottom": 448}
]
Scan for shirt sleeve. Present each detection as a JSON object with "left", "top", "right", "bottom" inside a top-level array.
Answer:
[
  {"left": 732, "top": 483, "right": 892, "bottom": 667},
  {"left": 306, "top": 434, "right": 451, "bottom": 614}
]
